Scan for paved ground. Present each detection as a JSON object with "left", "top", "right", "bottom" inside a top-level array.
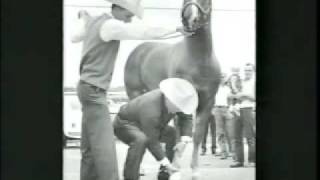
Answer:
[{"left": 64, "top": 141, "right": 255, "bottom": 180}]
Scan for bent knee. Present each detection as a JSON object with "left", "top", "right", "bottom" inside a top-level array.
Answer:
[{"left": 134, "top": 134, "right": 148, "bottom": 145}]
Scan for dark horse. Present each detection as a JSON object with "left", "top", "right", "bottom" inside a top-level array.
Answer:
[{"left": 124, "top": 0, "right": 221, "bottom": 178}]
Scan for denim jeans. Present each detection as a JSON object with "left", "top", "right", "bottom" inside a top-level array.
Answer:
[
  {"left": 213, "top": 107, "right": 233, "bottom": 156},
  {"left": 231, "top": 107, "right": 256, "bottom": 163},
  {"left": 114, "top": 116, "right": 176, "bottom": 180},
  {"left": 201, "top": 114, "right": 216, "bottom": 152},
  {"left": 77, "top": 81, "right": 119, "bottom": 180}
]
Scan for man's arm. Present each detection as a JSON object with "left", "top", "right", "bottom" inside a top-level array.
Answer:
[
  {"left": 100, "top": 19, "right": 181, "bottom": 42},
  {"left": 237, "top": 92, "right": 255, "bottom": 101},
  {"left": 71, "top": 10, "right": 90, "bottom": 43},
  {"left": 228, "top": 92, "right": 254, "bottom": 101},
  {"left": 140, "top": 118, "right": 166, "bottom": 161}
]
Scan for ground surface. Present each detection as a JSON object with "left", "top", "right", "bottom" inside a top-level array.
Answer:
[{"left": 64, "top": 141, "right": 255, "bottom": 180}]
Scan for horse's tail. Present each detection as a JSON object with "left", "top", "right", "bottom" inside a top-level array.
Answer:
[{"left": 124, "top": 43, "right": 153, "bottom": 99}]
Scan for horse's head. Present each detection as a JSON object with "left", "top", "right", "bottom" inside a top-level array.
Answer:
[{"left": 181, "top": 0, "right": 211, "bottom": 32}]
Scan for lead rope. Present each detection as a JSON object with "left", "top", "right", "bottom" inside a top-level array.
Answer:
[{"left": 158, "top": 32, "right": 194, "bottom": 40}]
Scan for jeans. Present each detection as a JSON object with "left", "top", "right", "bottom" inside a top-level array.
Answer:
[
  {"left": 114, "top": 116, "right": 176, "bottom": 180},
  {"left": 231, "top": 107, "right": 256, "bottom": 163},
  {"left": 77, "top": 81, "right": 119, "bottom": 180},
  {"left": 201, "top": 114, "right": 216, "bottom": 153},
  {"left": 213, "top": 107, "right": 233, "bottom": 156}
]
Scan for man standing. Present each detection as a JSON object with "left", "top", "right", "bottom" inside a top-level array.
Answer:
[
  {"left": 229, "top": 63, "right": 256, "bottom": 167},
  {"left": 72, "top": 1, "right": 191, "bottom": 180},
  {"left": 212, "top": 74, "right": 233, "bottom": 159},
  {"left": 113, "top": 78, "right": 198, "bottom": 180}
]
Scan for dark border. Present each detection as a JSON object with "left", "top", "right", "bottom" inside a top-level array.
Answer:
[
  {"left": 1, "top": 0, "right": 317, "bottom": 180},
  {"left": 1, "top": 0, "right": 63, "bottom": 179},
  {"left": 256, "top": 0, "right": 317, "bottom": 180}
]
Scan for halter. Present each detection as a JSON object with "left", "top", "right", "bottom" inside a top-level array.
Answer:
[{"left": 181, "top": 0, "right": 211, "bottom": 32}]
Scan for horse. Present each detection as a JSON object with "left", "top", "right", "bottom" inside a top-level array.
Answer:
[{"left": 124, "top": 0, "right": 221, "bottom": 178}]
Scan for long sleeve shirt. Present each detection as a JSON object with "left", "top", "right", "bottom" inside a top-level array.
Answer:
[
  {"left": 114, "top": 89, "right": 193, "bottom": 161},
  {"left": 71, "top": 13, "right": 178, "bottom": 43},
  {"left": 240, "top": 76, "right": 256, "bottom": 108}
]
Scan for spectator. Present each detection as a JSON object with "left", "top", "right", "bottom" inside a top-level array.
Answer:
[
  {"left": 226, "top": 72, "right": 243, "bottom": 161},
  {"left": 229, "top": 63, "right": 256, "bottom": 168},
  {"left": 212, "top": 73, "right": 233, "bottom": 159}
]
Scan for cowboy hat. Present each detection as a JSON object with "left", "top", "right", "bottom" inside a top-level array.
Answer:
[
  {"left": 106, "top": 0, "right": 143, "bottom": 19},
  {"left": 159, "top": 78, "right": 198, "bottom": 115}
]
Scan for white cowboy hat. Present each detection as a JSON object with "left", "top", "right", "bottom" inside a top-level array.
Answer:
[
  {"left": 159, "top": 78, "right": 198, "bottom": 115},
  {"left": 106, "top": 0, "right": 143, "bottom": 19}
]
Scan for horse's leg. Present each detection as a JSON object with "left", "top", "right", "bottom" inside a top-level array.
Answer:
[
  {"left": 170, "top": 113, "right": 193, "bottom": 169},
  {"left": 191, "top": 110, "right": 211, "bottom": 180}
]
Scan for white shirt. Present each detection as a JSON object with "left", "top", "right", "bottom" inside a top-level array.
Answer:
[
  {"left": 100, "top": 18, "right": 178, "bottom": 41},
  {"left": 240, "top": 76, "right": 256, "bottom": 108},
  {"left": 215, "top": 85, "right": 231, "bottom": 107},
  {"left": 71, "top": 13, "right": 178, "bottom": 43}
]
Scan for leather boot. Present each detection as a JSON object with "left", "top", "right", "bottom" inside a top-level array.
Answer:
[
  {"left": 157, "top": 165, "right": 170, "bottom": 180},
  {"left": 230, "top": 162, "right": 244, "bottom": 168},
  {"left": 200, "top": 150, "right": 206, "bottom": 156},
  {"left": 211, "top": 148, "right": 216, "bottom": 155}
]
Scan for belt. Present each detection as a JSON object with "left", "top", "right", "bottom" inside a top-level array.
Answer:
[
  {"left": 215, "top": 105, "right": 228, "bottom": 108},
  {"left": 79, "top": 80, "right": 106, "bottom": 93}
]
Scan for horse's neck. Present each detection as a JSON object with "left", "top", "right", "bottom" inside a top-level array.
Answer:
[{"left": 183, "top": 25, "right": 213, "bottom": 59}]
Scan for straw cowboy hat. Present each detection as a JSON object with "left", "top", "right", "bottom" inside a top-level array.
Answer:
[
  {"left": 106, "top": 0, "right": 143, "bottom": 19},
  {"left": 159, "top": 78, "right": 198, "bottom": 115}
]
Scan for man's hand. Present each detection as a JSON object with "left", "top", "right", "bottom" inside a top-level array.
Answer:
[
  {"left": 166, "top": 163, "right": 179, "bottom": 174},
  {"left": 229, "top": 105, "right": 240, "bottom": 117},
  {"left": 173, "top": 136, "right": 191, "bottom": 157},
  {"left": 159, "top": 158, "right": 179, "bottom": 174},
  {"left": 173, "top": 142, "right": 187, "bottom": 157},
  {"left": 228, "top": 93, "right": 241, "bottom": 99}
]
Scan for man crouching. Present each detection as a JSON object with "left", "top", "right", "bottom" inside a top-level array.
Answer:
[{"left": 113, "top": 78, "right": 198, "bottom": 180}]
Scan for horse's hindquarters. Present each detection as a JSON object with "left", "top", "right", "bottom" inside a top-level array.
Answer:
[{"left": 124, "top": 42, "right": 173, "bottom": 99}]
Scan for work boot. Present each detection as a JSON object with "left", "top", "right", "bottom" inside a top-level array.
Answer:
[
  {"left": 219, "top": 151, "right": 228, "bottom": 159},
  {"left": 158, "top": 165, "right": 170, "bottom": 180},
  {"left": 201, "top": 147, "right": 207, "bottom": 156},
  {"left": 247, "top": 161, "right": 255, "bottom": 167},
  {"left": 139, "top": 167, "right": 145, "bottom": 176},
  {"left": 220, "top": 153, "right": 228, "bottom": 160},
  {"left": 200, "top": 150, "right": 206, "bottom": 156},
  {"left": 230, "top": 162, "right": 244, "bottom": 168},
  {"left": 211, "top": 148, "right": 216, "bottom": 155},
  {"left": 220, "top": 156, "right": 227, "bottom": 160}
]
